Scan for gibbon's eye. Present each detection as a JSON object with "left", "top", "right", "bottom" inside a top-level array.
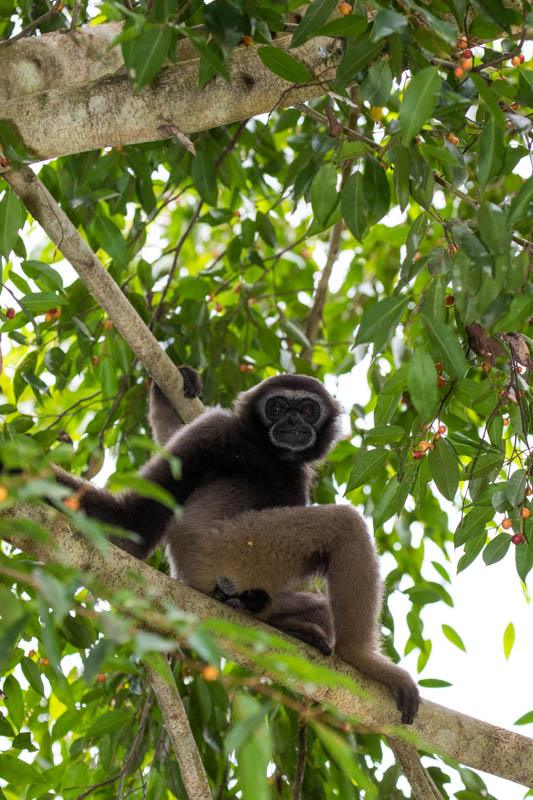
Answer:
[
  {"left": 265, "top": 397, "right": 289, "bottom": 420},
  {"left": 299, "top": 400, "right": 320, "bottom": 422}
]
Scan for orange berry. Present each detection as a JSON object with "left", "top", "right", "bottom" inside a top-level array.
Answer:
[
  {"left": 419, "top": 441, "right": 429, "bottom": 451},
  {"left": 526, "top": 487, "right": 532, "bottom": 496},
  {"left": 445, "top": 295, "right": 455, "bottom": 306},
  {"left": 521, "top": 508, "right": 531, "bottom": 518},
  {"left": 437, "top": 376, "right": 447, "bottom": 388},
  {"left": 460, "top": 58, "right": 472, "bottom": 70},
  {"left": 242, "top": 35, "right": 253, "bottom": 46},
  {"left": 434, "top": 432, "right": 441, "bottom": 440},
  {"left": 214, "top": 303, "right": 224, "bottom": 313},
  {"left": 517, "top": 365, "right": 523, "bottom": 373},
  {"left": 45, "top": 312, "right": 54, "bottom": 323},
  {"left": 239, "top": 364, "right": 247, "bottom": 372},
  {"left": 63, "top": 496, "right": 80, "bottom": 511},
  {"left": 438, "top": 424, "right": 446, "bottom": 434},
  {"left": 511, "top": 102, "right": 520, "bottom": 111},
  {"left": 448, "top": 243, "right": 458, "bottom": 256},
  {"left": 40, "top": 657, "right": 50, "bottom": 666},
  {"left": 482, "top": 362, "right": 491, "bottom": 371},
  {"left": 0, "top": 157, "right": 9, "bottom": 168},
  {"left": 502, "top": 518, "right": 512, "bottom": 530},
  {"left": 435, "top": 361, "right": 444, "bottom": 372},
  {"left": 511, "top": 56, "right": 521, "bottom": 67},
  {"left": 0, "top": 486, "right": 8, "bottom": 502},
  {"left": 202, "top": 665, "right": 219, "bottom": 681},
  {"left": 103, "top": 320, "right": 113, "bottom": 331},
  {"left": 447, "top": 134, "right": 460, "bottom": 146},
  {"left": 339, "top": 2, "right": 352, "bottom": 14},
  {"left": 430, "top": 443, "right": 435, "bottom": 450},
  {"left": 96, "top": 673, "right": 106, "bottom": 683},
  {"left": 457, "top": 37, "right": 468, "bottom": 49},
  {"left": 503, "top": 417, "right": 510, "bottom": 426},
  {"left": 28, "top": 650, "right": 36, "bottom": 658},
  {"left": 233, "top": 281, "right": 243, "bottom": 292},
  {"left": 454, "top": 66, "right": 464, "bottom": 79}
]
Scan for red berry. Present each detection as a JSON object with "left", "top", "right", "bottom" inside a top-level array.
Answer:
[
  {"left": 438, "top": 424, "right": 447, "bottom": 434},
  {"left": 6, "top": 307, "right": 15, "bottom": 319},
  {"left": 412, "top": 450, "right": 424, "bottom": 460},
  {"left": 511, "top": 533, "right": 524, "bottom": 545},
  {"left": 461, "top": 49, "right": 473, "bottom": 59}
]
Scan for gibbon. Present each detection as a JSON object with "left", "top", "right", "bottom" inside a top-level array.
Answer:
[{"left": 53, "top": 368, "right": 419, "bottom": 724}]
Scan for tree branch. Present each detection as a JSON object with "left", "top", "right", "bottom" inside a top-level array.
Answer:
[
  {"left": 3, "top": 164, "right": 204, "bottom": 423},
  {"left": 3, "top": 502, "right": 533, "bottom": 790},
  {"left": 143, "top": 654, "right": 212, "bottom": 800}
]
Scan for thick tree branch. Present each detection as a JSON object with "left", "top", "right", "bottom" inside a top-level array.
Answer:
[
  {"left": 1, "top": 25, "right": 339, "bottom": 162},
  {"left": 3, "top": 503, "right": 533, "bottom": 790},
  {"left": 143, "top": 654, "right": 212, "bottom": 800},
  {"left": 3, "top": 164, "right": 204, "bottom": 423}
]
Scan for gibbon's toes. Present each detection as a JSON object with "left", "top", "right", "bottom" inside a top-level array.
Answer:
[{"left": 394, "top": 683, "right": 420, "bottom": 725}]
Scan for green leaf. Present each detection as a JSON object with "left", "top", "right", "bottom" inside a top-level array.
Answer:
[
  {"left": 373, "top": 475, "right": 398, "bottom": 527},
  {"left": 477, "top": 202, "right": 510, "bottom": 255},
  {"left": 92, "top": 216, "right": 129, "bottom": 265},
  {"left": 317, "top": 14, "right": 367, "bottom": 38},
  {"left": 421, "top": 315, "right": 467, "bottom": 379},
  {"left": 20, "top": 292, "right": 67, "bottom": 313},
  {"left": 470, "top": 0, "right": 511, "bottom": 30},
  {"left": 123, "top": 26, "right": 172, "bottom": 92},
  {"left": 516, "top": 532, "right": 533, "bottom": 582},
  {"left": 407, "top": 349, "right": 438, "bottom": 419},
  {"left": 514, "top": 710, "right": 533, "bottom": 725},
  {"left": 428, "top": 439, "right": 460, "bottom": 501},
  {"left": 336, "top": 32, "right": 383, "bottom": 84},
  {"left": 0, "top": 188, "right": 25, "bottom": 257},
  {"left": 341, "top": 172, "right": 368, "bottom": 241},
  {"left": 441, "top": 624, "right": 466, "bottom": 652},
  {"left": 21, "top": 260, "right": 63, "bottom": 291},
  {"left": 0, "top": 754, "right": 45, "bottom": 786},
  {"left": 399, "top": 67, "right": 441, "bottom": 147},
  {"left": 191, "top": 150, "right": 217, "bottom": 206},
  {"left": 454, "top": 506, "right": 494, "bottom": 547},
  {"left": 355, "top": 295, "right": 408, "bottom": 351},
  {"left": 365, "top": 425, "right": 405, "bottom": 445},
  {"left": 372, "top": 8, "right": 408, "bottom": 40},
  {"left": 311, "top": 164, "right": 338, "bottom": 226},
  {"left": 470, "top": 73, "right": 506, "bottom": 130},
  {"left": 98, "top": 356, "right": 119, "bottom": 399},
  {"left": 509, "top": 175, "right": 533, "bottom": 224},
  {"left": 506, "top": 469, "right": 527, "bottom": 507},
  {"left": 418, "top": 678, "right": 452, "bottom": 688},
  {"left": 86, "top": 710, "right": 132, "bottom": 740},
  {"left": 311, "top": 721, "right": 378, "bottom": 797},
  {"left": 503, "top": 621, "right": 515, "bottom": 660},
  {"left": 360, "top": 60, "right": 393, "bottom": 106},
  {"left": 482, "top": 532, "right": 511, "bottom": 565},
  {"left": 477, "top": 117, "right": 505, "bottom": 189},
  {"left": 347, "top": 450, "right": 388, "bottom": 492},
  {"left": 255, "top": 211, "right": 277, "bottom": 248},
  {"left": 363, "top": 157, "right": 390, "bottom": 225},
  {"left": 257, "top": 47, "right": 313, "bottom": 83},
  {"left": 289, "top": 0, "right": 338, "bottom": 49}
]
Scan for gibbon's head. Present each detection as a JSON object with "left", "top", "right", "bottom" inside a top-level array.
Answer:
[{"left": 234, "top": 374, "right": 342, "bottom": 462}]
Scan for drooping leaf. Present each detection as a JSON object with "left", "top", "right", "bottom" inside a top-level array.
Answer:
[
  {"left": 341, "top": 172, "right": 368, "bottom": 241},
  {"left": 399, "top": 67, "right": 441, "bottom": 146},
  {"left": 257, "top": 47, "right": 313, "bottom": 83},
  {"left": 355, "top": 295, "right": 408, "bottom": 352},
  {"left": 289, "top": 0, "right": 338, "bottom": 49},
  {"left": 407, "top": 349, "right": 438, "bottom": 420},
  {"left": 482, "top": 533, "right": 511, "bottom": 565},
  {"left": 346, "top": 450, "right": 388, "bottom": 492},
  {"left": 421, "top": 315, "right": 467, "bottom": 380},
  {"left": 428, "top": 439, "right": 460, "bottom": 501}
]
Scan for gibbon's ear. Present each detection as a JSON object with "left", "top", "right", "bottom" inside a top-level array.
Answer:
[{"left": 148, "top": 366, "right": 203, "bottom": 445}]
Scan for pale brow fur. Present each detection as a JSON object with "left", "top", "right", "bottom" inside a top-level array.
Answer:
[{"left": 53, "top": 371, "right": 419, "bottom": 724}]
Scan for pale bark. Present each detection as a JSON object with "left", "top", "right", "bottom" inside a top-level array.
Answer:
[
  {"left": 3, "top": 164, "right": 204, "bottom": 423},
  {"left": 143, "top": 654, "right": 212, "bottom": 800},
  {"left": 1, "top": 25, "right": 338, "bottom": 162},
  {"left": 3, "top": 503, "right": 533, "bottom": 791}
]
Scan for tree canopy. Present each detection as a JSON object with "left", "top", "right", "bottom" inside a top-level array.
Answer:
[{"left": 1, "top": 0, "right": 533, "bottom": 797}]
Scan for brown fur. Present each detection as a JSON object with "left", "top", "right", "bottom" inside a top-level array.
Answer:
[{"left": 53, "top": 372, "right": 419, "bottom": 723}]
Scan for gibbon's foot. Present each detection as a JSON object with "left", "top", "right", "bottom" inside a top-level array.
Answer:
[
  {"left": 212, "top": 577, "right": 270, "bottom": 613},
  {"left": 393, "top": 682, "right": 420, "bottom": 725}
]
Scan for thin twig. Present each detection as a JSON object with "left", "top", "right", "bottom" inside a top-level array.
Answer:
[
  {"left": 6, "top": 0, "right": 64, "bottom": 42},
  {"left": 293, "top": 713, "right": 307, "bottom": 800}
]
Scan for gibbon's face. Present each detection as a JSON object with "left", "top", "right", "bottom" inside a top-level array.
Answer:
[{"left": 263, "top": 391, "right": 323, "bottom": 452}]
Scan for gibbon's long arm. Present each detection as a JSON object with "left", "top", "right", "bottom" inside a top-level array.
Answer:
[{"left": 54, "top": 409, "right": 234, "bottom": 558}]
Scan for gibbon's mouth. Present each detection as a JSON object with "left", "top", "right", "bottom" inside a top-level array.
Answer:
[{"left": 273, "top": 425, "right": 315, "bottom": 450}]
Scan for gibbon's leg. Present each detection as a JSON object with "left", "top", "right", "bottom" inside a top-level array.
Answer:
[
  {"left": 180, "top": 504, "right": 419, "bottom": 724},
  {"left": 212, "top": 578, "right": 334, "bottom": 655}
]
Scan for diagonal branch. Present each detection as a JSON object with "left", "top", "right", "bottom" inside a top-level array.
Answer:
[
  {"left": 143, "top": 654, "right": 212, "bottom": 799},
  {"left": 3, "top": 164, "right": 204, "bottom": 423}
]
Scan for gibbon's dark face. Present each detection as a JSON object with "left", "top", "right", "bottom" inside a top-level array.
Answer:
[{"left": 235, "top": 374, "right": 342, "bottom": 462}]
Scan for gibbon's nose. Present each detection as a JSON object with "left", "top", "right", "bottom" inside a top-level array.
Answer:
[{"left": 287, "top": 413, "right": 299, "bottom": 425}]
